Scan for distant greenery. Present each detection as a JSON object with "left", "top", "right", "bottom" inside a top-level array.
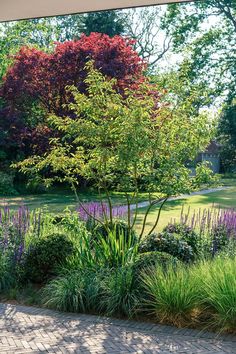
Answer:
[{"left": 218, "top": 101, "right": 236, "bottom": 172}]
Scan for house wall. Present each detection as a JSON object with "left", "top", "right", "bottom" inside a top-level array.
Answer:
[{"left": 201, "top": 153, "right": 220, "bottom": 174}]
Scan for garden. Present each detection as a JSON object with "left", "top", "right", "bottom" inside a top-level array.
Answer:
[{"left": 0, "top": 1, "right": 236, "bottom": 335}]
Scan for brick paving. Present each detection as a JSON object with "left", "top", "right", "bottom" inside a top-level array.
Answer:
[{"left": 0, "top": 303, "right": 235, "bottom": 353}]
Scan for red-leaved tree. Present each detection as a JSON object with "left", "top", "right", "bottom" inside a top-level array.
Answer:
[{"left": 1, "top": 33, "right": 146, "bottom": 115}]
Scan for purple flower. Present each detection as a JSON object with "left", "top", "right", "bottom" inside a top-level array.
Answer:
[
  {"left": 77, "top": 201, "right": 130, "bottom": 222},
  {"left": 180, "top": 206, "right": 236, "bottom": 240}
]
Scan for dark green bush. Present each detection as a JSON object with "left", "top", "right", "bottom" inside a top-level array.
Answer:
[
  {"left": 139, "top": 232, "right": 194, "bottom": 263},
  {"left": 0, "top": 253, "right": 14, "bottom": 292},
  {"left": 211, "top": 225, "right": 229, "bottom": 256},
  {"left": 133, "top": 251, "right": 179, "bottom": 275},
  {"left": 91, "top": 220, "right": 137, "bottom": 245},
  {"left": 0, "top": 172, "right": 18, "bottom": 196},
  {"left": 163, "top": 223, "right": 199, "bottom": 254},
  {"left": 23, "top": 233, "right": 75, "bottom": 283}
]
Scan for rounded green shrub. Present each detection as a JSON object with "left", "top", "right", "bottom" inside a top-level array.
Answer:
[
  {"left": 139, "top": 232, "right": 194, "bottom": 263},
  {"left": 133, "top": 251, "right": 179, "bottom": 275},
  {"left": 0, "top": 172, "right": 18, "bottom": 196},
  {"left": 163, "top": 223, "right": 199, "bottom": 254},
  {"left": 23, "top": 233, "right": 75, "bottom": 283}
]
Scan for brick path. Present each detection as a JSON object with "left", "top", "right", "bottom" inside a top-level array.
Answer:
[{"left": 0, "top": 303, "right": 235, "bottom": 353}]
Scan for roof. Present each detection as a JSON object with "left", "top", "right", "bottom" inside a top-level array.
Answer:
[
  {"left": 0, "top": 0, "right": 192, "bottom": 23},
  {"left": 203, "top": 141, "right": 221, "bottom": 155}
]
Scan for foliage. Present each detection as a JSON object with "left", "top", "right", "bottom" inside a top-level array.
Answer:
[
  {"left": 163, "top": 223, "right": 199, "bottom": 255},
  {"left": 218, "top": 101, "right": 236, "bottom": 172},
  {"left": 0, "top": 171, "right": 18, "bottom": 196},
  {"left": 0, "top": 253, "right": 13, "bottom": 292},
  {"left": 22, "top": 233, "right": 75, "bottom": 283},
  {"left": 142, "top": 263, "right": 202, "bottom": 327},
  {"left": 1, "top": 33, "right": 145, "bottom": 116},
  {"left": 43, "top": 269, "right": 103, "bottom": 313},
  {"left": 79, "top": 10, "right": 125, "bottom": 37},
  {"left": 1, "top": 204, "right": 236, "bottom": 333},
  {"left": 91, "top": 220, "right": 137, "bottom": 246},
  {"left": 199, "top": 256, "right": 236, "bottom": 333},
  {"left": 0, "top": 33, "right": 145, "bottom": 168},
  {"left": 0, "top": 19, "right": 59, "bottom": 81},
  {"left": 161, "top": 0, "right": 236, "bottom": 102},
  {"left": 0, "top": 205, "right": 32, "bottom": 265},
  {"left": 180, "top": 206, "right": 236, "bottom": 257},
  {"left": 133, "top": 251, "right": 179, "bottom": 276},
  {"left": 66, "top": 229, "right": 138, "bottom": 270},
  {"left": 100, "top": 266, "right": 139, "bottom": 317},
  {"left": 139, "top": 232, "right": 194, "bottom": 263},
  {"left": 15, "top": 62, "right": 213, "bottom": 235}
]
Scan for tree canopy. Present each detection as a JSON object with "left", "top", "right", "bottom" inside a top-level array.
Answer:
[
  {"left": 1, "top": 33, "right": 145, "bottom": 115},
  {"left": 161, "top": 0, "right": 236, "bottom": 102}
]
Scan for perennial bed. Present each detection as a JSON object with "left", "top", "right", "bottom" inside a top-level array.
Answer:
[{"left": 0, "top": 205, "right": 236, "bottom": 334}]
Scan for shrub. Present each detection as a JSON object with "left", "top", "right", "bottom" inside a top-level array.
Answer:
[
  {"left": 163, "top": 223, "right": 199, "bottom": 255},
  {"left": 0, "top": 253, "right": 14, "bottom": 292},
  {"left": 142, "top": 264, "right": 202, "bottom": 327},
  {"left": 0, "top": 172, "right": 17, "bottom": 196},
  {"left": 201, "top": 257, "right": 236, "bottom": 332},
  {"left": 43, "top": 270, "right": 103, "bottom": 313},
  {"left": 139, "top": 232, "right": 194, "bottom": 263},
  {"left": 133, "top": 251, "right": 179, "bottom": 276},
  {"left": 23, "top": 233, "right": 75, "bottom": 283},
  {"left": 211, "top": 225, "right": 229, "bottom": 256}
]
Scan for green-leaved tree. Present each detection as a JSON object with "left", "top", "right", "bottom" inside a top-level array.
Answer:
[{"left": 15, "top": 62, "right": 214, "bottom": 235}]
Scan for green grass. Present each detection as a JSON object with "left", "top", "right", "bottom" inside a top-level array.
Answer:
[
  {"left": 141, "top": 256, "right": 236, "bottom": 332},
  {"left": 136, "top": 187, "right": 236, "bottom": 232},
  {"left": 0, "top": 189, "right": 151, "bottom": 213},
  {"left": 142, "top": 264, "right": 202, "bottom": 327},
  {"left": 1, "top": 185, "right": 236, "bottom": 232},
  {"left": 199, "top": 257, "right": 236, "bottom": 332}
]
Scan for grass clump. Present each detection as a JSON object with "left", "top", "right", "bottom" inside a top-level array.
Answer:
[
  {"left": 201, "top": 256, "right": 236, "bottom": 333},
  {"left": 43, "top": 270, "right": 103, "bottom": 313},
  {"left": 142, "top": 264, "right": 202, "bottom": 327}
]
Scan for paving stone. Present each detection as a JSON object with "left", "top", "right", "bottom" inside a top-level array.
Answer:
[{"left": 0, "top": 303, "right": 235, "bottom": 353}]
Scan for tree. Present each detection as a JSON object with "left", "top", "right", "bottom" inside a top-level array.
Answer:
[
  {"left": 161, "top": 0, "right": 236, "bottom": 102},
  {"left": 218, "top": 100, "right": 236, "bottom": 172},
  {"left": 0, "top": 19, "right": 60, "bottom": 81},
  {"left": 124, "top": 6, "right": 172, "bottom": 68},
  {"left": 79, "top": 10, "right": 125, "bottom": 37},
  {"left": 1, "top": 33, "right": 145, "bottom": 116},
  {"left": 15, "top": 63, "right": 214, "bottom": 236}
]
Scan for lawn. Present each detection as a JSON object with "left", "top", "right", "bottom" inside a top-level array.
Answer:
[
  {"left": 1, "top": 185, "right": 236, "bottom": 232},
  {"left": 136, "top": 186, "right": 236, "bottom": 232},
  {"left": 0, "top": 189, "right": 151, "bottom": 213}
]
